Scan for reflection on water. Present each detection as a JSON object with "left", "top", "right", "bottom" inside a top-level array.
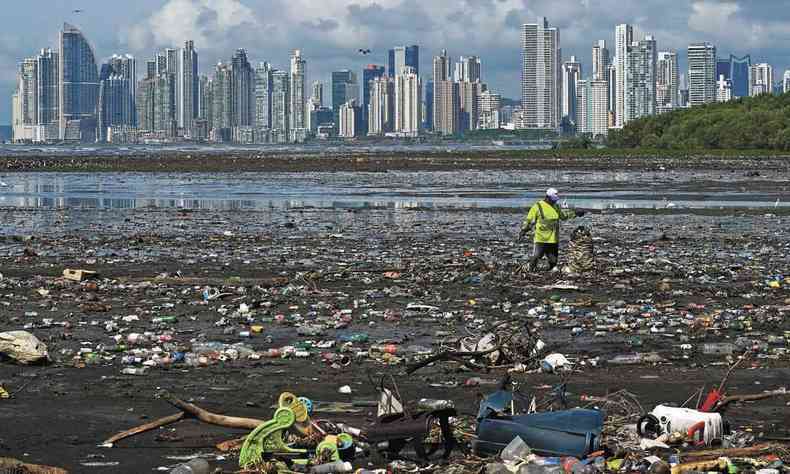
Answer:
[{"left": 0, "top": 171, "right": 788, "bottom": 210}]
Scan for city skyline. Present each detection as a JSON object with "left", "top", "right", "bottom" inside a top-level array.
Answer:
[{"left": 2, "top": 0, "right": 790, "bottom": 125}]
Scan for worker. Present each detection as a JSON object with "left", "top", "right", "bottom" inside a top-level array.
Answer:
[{"left": 519, "top": 188, "right": 586, "bottom": 271}]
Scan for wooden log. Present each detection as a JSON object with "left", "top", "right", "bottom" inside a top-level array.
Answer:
[
  {"left": 164, "top": 395, "right": 265, "bottom": 430},
  {"left": 0, "top": 458, "right": 68, "bottom": 474},
  {"left": 102, "top": 412, "right": 185, "bottom": 445}
]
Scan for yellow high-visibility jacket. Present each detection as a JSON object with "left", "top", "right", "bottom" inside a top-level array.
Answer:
[{"left": 522, "top": 200, "right": 578, "bottom": 244}]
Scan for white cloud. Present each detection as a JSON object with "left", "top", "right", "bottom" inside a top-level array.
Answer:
[{"left": 688, "top": 0, "right": 740, "bottom": 34}]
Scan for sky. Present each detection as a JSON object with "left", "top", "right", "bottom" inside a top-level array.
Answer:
[{"left": 2, "top": 0, "right": 790, "bottom": 124}]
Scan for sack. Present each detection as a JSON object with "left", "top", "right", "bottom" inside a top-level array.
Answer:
[{"left": 0, "top": 331, "right": 49, "bottom": 364}]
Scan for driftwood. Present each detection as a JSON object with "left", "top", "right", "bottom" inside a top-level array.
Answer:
[
  {"left": 104, "top": 395, "right": 267, "bottom": 446},
  {"left": 676, "top": 443, "right": 779, "bottom": 461},
  {"left": 102, "top": 412, "right": 185, "bottom": 445},
  {"left": 0, "top": 458, "right": 68, "bottom": 474},
  {"left": 163, "top": 394, "right": 266, "bottom": 430},
  {"left": 715, "top": 389, "right": 789, "bottom": 410},
  {"left": 405, "top": 345, "right": 504, "bottom": 374}
]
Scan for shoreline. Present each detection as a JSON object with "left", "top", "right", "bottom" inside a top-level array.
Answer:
[{"left": 2, "top": 149, "right": 790, "bottom": 172}]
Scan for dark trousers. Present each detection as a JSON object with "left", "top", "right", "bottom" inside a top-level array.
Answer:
[{"left": 529, "top": 242, "right": 559, "bottom": 271}]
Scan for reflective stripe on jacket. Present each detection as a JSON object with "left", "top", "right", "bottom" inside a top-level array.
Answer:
[{"left": 522, "top": 200, "right": 577, "bottom": 244}]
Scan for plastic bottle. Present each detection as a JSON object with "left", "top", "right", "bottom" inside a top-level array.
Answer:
[
  {"left": 170, "top": 458, "right": 210, "bottom": 474},
  {"left": 310, "top": 461, "right": 353, "bottom": 473},
  {"left": 121, "top": 367, "right": 147, "bottom": 376},
  {"left": 702, "top": 343, "right": 736, "bottom": 355},
  {"left": 368, "top": 344, "right": 399, "bottom": 355}
]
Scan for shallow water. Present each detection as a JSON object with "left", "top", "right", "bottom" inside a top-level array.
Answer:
[{"left": 0, "top": 170, "right": 787, "bottom": 211}]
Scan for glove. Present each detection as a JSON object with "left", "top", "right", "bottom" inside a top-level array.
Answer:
[{"left": 576, "top": 210, "right": 587, "bottom": 217}]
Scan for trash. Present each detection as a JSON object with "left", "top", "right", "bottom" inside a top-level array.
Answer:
[
  {"left": 0, "top": 330, "right": 49, "bottom": 364},
  {"left": 0, "top": 458, "right": 68, "bottom": 474},
  {"left": 338, "top": 385, "right": 352, "bottom": 394},
  {"left": 0, "top": 386, "right": 9, "bottom": 399},
  {"left": 474, "top": 383, "right": 605, "bottom": 458},
  {"left": 640, "top": 405, "right": 724, "bottom": 446},
  {"left": 565, "top": 226, "right": 595, "bottom": 274},
  {"left": 170, "top": 458, "right": 210, "bottom": 474},
  {"left": 62, "top": 268, "right": 98, "bottom": 281},
  {"left": 541, "top": 353, "right": 571, "bottom": 373}
]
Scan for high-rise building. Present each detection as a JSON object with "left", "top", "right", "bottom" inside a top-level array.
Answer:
[
  {"left": 97, "top": 54, "right": 136, "bottom": 141},
  {"left": 12, "top": 57, "right": 37, "bottom": 141},
  {"left": 592, "top": 40, "right": 609, "bottom": 81},
  {"left": 289, "top": 50, "right": 306, "bottom": 133},
  {"left": 231, "top": 49, "right": 254, "bottom": 127},
  {"left": 458, "top": 81, "right": 484, "bottom": 132},
  {"left": 687, "top": 43, "right": 717, "bottom": 106},
  {"left": 784, "top": 70, "right": 790, "bottom": 94},
  {"left": 198, "top": 75, "right": 211, "bottom": 123},
  {"left": 254, "top": 62, "right": 273, "bottom": 130},
  {"left": 136, "top": 78, "right": 156, "bottom": 132},
  {"left": 367, "top": 75, "right": 393, "bottom": 136},
  {"left": 165, "top": 48, "right": 178, "bottom": 75},
  {"left": 727, "top": 55, "right": 751, "bottom": 98},
  {"left": 424, "top": 80, "right": 434, "bottom": 130},
  {"left": 521, "top": 18, "right": 561, "bottom": 129},
  {"left": 657, "top": 51, "right": 679, "bottom": 113},
  {"left": 212, "top": 62, "right": 233, "bottom": 131},
  {"left": 146, "top": 60, "right": 157, "bottom": 80},
  {"left": 433, "top": 50, "right": 458, "bottom": 134},
  {"left": 561, "top": 56, "right": 581, "bottom": 127},
  {"left": 157, "top": 72, "right": 176, "bottom": 136},
  {"left": 477, "top": 89, "right": 501, "bottom": 130},
  {"left": 717, "top": 75, "right": 732, "bottom": 102},
  {"left": 454, "top": 56, "right": 481, "bottom": 82},
  {"left": 36, "top": 48, "right": 59, "bottom": 134},
  {"left": 362, "top": 64, "right": 385, "bottom": 133},
  {"left": 271, "top": 70, "right": 290, "bottom": 142},
  {"left": 388, "top": 45, "right": 419, "bottom": 77},
  {"left": 607, "top": 63, "right": 617, "bottom": 124},
  {"left": 309, "top": 81, "right": 322, "bottom": 107},
  {"left": 59, "top": 23, "right": 99, "bottom": 141},
  {"left": 338, "top": 100, "right": 357, "bottom": 138},
  {"left": 614, "top": 24, "right": 634, "bottom": 127},
  {"left": 395, "top": 66, "right": 421, "bottom": 135},
  {"left": 750, "top": 63, "right": 773, "bottom": 96},
  {"left": 331, "top": 70, "right": 358, "bottom": 129},
  {"left": 177, "top": 40, "right": 198, "bottom": 134},
  {"left": 625, "top": 36, "right": 656, "bottom": 122},
  {"left": 576, "top": 79, "right": 608, "bottom": 137}
]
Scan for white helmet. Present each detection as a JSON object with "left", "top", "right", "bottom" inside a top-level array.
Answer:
[{"left": 546, "top": 188, "right": 559, "bottom": 203}]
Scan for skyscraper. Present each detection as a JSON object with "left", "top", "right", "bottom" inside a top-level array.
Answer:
[
  {"left": 311, "top": 81, "right": 323, "bottom": 107},
  {"left": 717, "top": 75, "right": 732, "bottom": 102},
  {"left": 614, "top": 24, "right": 634, "bottom": 127},
  {"left": 198, "top": 75, "right": 211, "bottom": 124},
  {"left": 657, "top": 51, "right": 679, "bottom": 113},
  {"left": 433, "top": 49, "right": 458, "bottom": 134},
  {"left": 136, "top": 77, "right": 156, "bottom": 132},
  {"left": 59, "top": 23, "right": 99, "bottom": 141},
  {"left": 728, "top": 55, "right": 751, "bottom": 98},
  {"left": 177, "top": 40, "right": 198, "bottom": 134},
  {"left": 97, "top": 54, "right": 136, "bottom": 141},
  {"left": 12, "top": 57, "right": 38, "bottom": 141},
  {"left": 687, "top": 43, "right": 716, "bottom": 106},
  {"left": 332, "top": 70, "right": 358, "bottom": 130},
  {"left": 146, "top": 60, "right": 156, "bottom": 80},
  {"left": 254, "top": 62, "right": 273, "bottom": 130},
  {"left": 36, "top": 48, "right": 59, "bottom": 136},
  {"left": 625, "top": 36, "right": 657, "bottom": 122},
  {"left": 271, "top": 69, "right": 290, "bottom": 142},
  {"left": 368, "top": 75, "right": 393, "bottom": 136},
  {"left": 153, "top": 72, "right": 176, "bottom": 136},
  {"left": 592, "top": 40, "right": 609, "bottom": 81},
  {"left": 338, "top": 100, "right": 357, "bottom": 138},
  {"left": 607, "top": 63, "right": 617, "bottom": 125},
  {"left": 165, "top": 48, "right": 178, "bottom": 75},
  {"left": 576, "top": 79, "right": 608, "bottom": 137},
  {"left": 231, "top": 49, "right": 254, "bottom": 127},
  {"left": 477, "top": 90, "right": 502, "bottom": 130},
  {"left": 362, "top": 64, "right": 385, "bottom": 133},
  {"left": 388, "top": 45, "right": 419, "bottom": 77},
  {"left": 212, "top": 62, "right": 233, "bottom": 131},
  {"left": 521, "top": 18, "right": 561, "bottom": 129},
  {"left": 750, "top": 63, "right": 773, "bottom": 96},
  {"left": 289, "top": 50, "right": 306, "bottom": 133},
  {"left": 458, "top": 81, "right": 484, "bottom": 132},
  {"left": 784, "top": 70, "right": 790, "bottom": 94},
  {"left": 395, "top": 66, "right": 421, "bottom": 135},
  {"left": 561, "top": 56, "right": 581, "bottom": 127},
  {"left": 454, "top": 56, "right": 481, "bottom": 83}
]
